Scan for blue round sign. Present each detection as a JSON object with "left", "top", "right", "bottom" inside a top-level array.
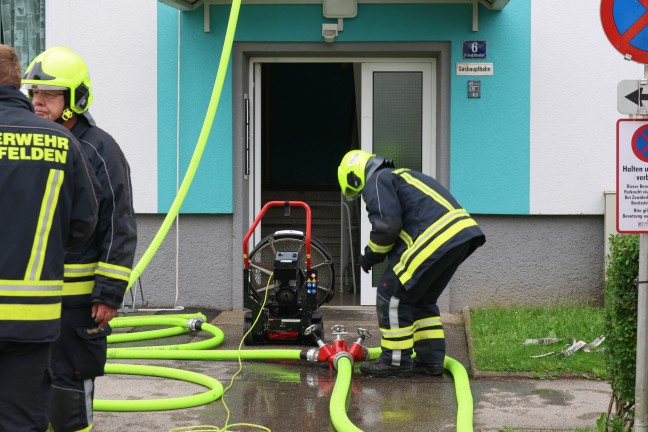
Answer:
[
  {"left": 631, "top": 124, "right": 648, "bottom": 162},
  {"left": 602, "top": 0, "right": 648, "bottom": 63}
]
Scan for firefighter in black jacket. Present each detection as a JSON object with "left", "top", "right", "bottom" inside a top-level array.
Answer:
[
  {"left": 23, "top": 46, "right": 137, "bottom": 431},
  {"left": 337, "top": 150, "right": 485, "bottom": 377},
  {"left": 0, "top": 44, "right": 98, "bottom": 432}
]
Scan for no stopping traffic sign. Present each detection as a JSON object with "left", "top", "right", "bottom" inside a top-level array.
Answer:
[
  {"left": 617, "top": 119, "right": 648, "bottom": 233},
  {"left": 602, "top": 0, "right": 648, "bottom": 64}
]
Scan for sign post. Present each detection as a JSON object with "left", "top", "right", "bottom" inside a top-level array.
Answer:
[{"left": 602, "top": 1, "right": 648, "bottom": 429}]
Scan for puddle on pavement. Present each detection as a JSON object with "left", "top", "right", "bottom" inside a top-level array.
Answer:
[{"left": 531, "top": 388, "right": 573, "bottom": 405}]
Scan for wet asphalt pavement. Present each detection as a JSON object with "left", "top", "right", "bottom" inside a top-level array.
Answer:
[{"left": 93, "top": 307, "right": 611, "bottom": 431}]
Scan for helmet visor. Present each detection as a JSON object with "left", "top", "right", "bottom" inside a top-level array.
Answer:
[
  {"left": 341, "top": 171, "right": 362, "bottom": 201},
  {"left": 22, "top": 84, "right": 67, "bottom": 91},
  {"left": 342, "top": 187, "right": 361, "bottom": 201}
]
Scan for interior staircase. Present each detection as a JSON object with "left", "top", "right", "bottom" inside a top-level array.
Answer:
[{"left": 260, "top": 189, "right": 360, "bottom": 296}]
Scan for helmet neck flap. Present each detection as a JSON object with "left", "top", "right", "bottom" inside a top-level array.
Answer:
[{"left": 364, "top": 155, "right": 394, "bottom": 181}]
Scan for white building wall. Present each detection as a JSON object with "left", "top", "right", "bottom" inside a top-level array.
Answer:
[
  {"left": 530, "top": 0, "right": 643, "bottom": 215},
  {"left": 46, "top": 0, "right": 159, "bottom": 213},
  {"left": 37, "top": 2, "right": 615, "bottom": 310},
  {"left": 43, "top": 0, "right": 642, "bottom": 218}
]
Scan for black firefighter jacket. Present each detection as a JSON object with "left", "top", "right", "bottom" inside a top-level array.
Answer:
[
  {"left": 0, "top": 85, "right": 99, "bottom": 343},
  {"left": 361, "top": 167, "right": 485, "bottom": 290},
  {"left": 63, "top": 114, "right": 137, "bottom": 309}
]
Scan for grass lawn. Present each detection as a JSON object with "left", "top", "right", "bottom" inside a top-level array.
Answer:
[{"left": 468, "top": 305, "right": 606, "bottom": 379}]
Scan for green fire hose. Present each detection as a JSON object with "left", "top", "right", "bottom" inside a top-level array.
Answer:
[
  {"left": 99, "top": 314, "right": 474, "bottom": 431},
  {"left": 104, "top": 0, "right": 474, "bottom": 427}
]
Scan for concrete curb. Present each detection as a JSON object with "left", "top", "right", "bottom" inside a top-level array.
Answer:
[{"left": 462, "top": 305, "right": 478, "bottom": 377}]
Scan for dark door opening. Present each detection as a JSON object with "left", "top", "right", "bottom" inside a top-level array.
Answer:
[{"left": 260, "top": 62, "right": 361, "bottom": 306}]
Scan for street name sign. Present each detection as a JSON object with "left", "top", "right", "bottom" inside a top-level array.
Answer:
[{"left": 455, "top": 62, "right": 493, "bottom": 76}]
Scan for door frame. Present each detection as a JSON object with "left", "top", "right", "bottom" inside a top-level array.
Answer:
[{"left": 231, "top": 43, "right": 451, "bottom": 309}]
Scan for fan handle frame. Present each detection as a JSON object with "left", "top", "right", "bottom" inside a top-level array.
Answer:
[{"left": 243, "top": 201, "right": 312, "bottom": 270}]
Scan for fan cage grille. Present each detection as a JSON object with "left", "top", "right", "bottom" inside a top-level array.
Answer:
[{"left": 249, "top": 237, "right": 334, "bottom": 299}]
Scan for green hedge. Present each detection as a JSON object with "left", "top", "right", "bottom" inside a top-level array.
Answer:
[{"left": 600, "top": 234, "right": 639, "bottom": 431}]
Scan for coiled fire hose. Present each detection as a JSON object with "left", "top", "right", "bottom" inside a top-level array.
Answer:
[{"left": 99, "top": 314, "right": 474, "bottom": 432}]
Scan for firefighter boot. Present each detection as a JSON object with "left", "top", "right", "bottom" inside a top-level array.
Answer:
[
  {"left": 412, "top": 361, "right": 444, "bottom": 376},
  {"left": 360, "top": 360, "right": 413, "bottom": 378}
]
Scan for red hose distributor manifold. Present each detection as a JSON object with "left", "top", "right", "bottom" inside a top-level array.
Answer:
[{"left": 304, "top": 324, "right": 371, "bottom": 369}]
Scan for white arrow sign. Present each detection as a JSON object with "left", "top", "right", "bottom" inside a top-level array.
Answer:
[{"left": 618, "top": 80, "right": 648, "bottom": 115}]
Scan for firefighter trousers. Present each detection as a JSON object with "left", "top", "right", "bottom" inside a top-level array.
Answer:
[
  {"left": 0, "top": 341, "right": 52, "bottom": 432},
  {"left": 375, "top": 242, "right": 471, "bottom": 367},
  {"left": 49, "top": 307, "right": 108, "bottom": 432}
]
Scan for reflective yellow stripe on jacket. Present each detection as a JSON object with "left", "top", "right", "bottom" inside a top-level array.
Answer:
[
  {"left": 397, "top": 170, "right": 455, "bottom": 211},
  {"left": 393, "top": 170, "right": 478, "bottom": 286},
  {"left": 65, "top": 262, "right": 131, "bottom": 282},
  {"left": 63, "top": 263, "right": 96, "bottom": 296},
  {"left": 368, "top": 240, "right": 394, "bottom": 254},
  {"left": 398, "top": 230, "right": 413, "bottom": 248},
  {"left": 64, "top": 262, "right": 97, "bottom": 278},
  {"left": 62, "top": 281, "right": 94, "bottom": 296},
  {"left": 24, "top": 169, "right": 64, "bottom": 281},
  {"left": 63, "top": 261, "right": 132, "bottom": 295},
  {"left": 394, "top": 210, "right": 471, "bottom": 276},
  {"left": 96, "top": 262, "right": 131, "bottom": 282},
  {"left": 0, "top": 280, "right": 62, "bottom": 320},
  {"left": 397, "top": 217, "right": 477, "bottom": 286}
]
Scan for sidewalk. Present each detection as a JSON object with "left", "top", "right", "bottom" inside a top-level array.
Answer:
[{"left": 93, "top": 307, "right": 611, "bottom": 431}]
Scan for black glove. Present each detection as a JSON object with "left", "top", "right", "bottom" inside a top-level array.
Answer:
[{"left": 358, "top": 254, "right": 371, "bottom": 273}]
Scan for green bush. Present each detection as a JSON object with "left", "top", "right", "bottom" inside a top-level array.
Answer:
[{"left": 601, "top": 234, "right": 639, "bottom": 431}]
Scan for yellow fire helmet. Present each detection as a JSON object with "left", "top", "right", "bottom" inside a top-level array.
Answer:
[
  {"left": 337, "top": 149, "right": 375, "bottom": 200},
  {"left": 22, "top": 46, "right": 93, "bottom": 121}
]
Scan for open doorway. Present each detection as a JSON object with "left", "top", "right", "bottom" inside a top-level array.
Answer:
[
  {"left": 247, "top": 55, "right": 438, "bottom": 307},
  {"left": 258, "top": 62, "right": 362, "bottom": 306}
]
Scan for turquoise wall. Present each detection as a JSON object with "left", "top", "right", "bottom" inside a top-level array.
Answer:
[{"left": 157, "top": 2, "right": 531, "bottom": 214}]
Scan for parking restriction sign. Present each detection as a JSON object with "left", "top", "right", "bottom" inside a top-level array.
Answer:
[
  {"left": 617, "top": 119, "right": 648, "bottom": 233},
  {"left": 601, "top": 0, "right": 648, "bottom": 64}
]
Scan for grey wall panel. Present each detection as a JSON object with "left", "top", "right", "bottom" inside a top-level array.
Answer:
[
  {"left": 449, "top": 215, "right": 605, "bottom": 312},
  {"left": 130, "top": 214, "right": 235, "bottom": 311},
  {"left": 132, "top": 214, "right": 605, "bottom": 313}
]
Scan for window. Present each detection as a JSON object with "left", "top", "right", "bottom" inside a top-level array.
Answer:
[{"left": 0, "top": 0, "right": 45, "bottom": 72}]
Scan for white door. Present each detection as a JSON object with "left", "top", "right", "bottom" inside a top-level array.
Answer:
[{"left": 359, "top": 61, "right": 436, "bottom": 305}]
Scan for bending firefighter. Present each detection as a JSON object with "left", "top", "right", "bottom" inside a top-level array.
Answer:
[
  {"left": 338, "top": 150, "right": 485, "bottom": 378},
  {"left": 0, "top": 44, "right": 98, "bottom": 432},
  {"left": 23, "top": 46, "right": 137, "bottom": 431}
]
